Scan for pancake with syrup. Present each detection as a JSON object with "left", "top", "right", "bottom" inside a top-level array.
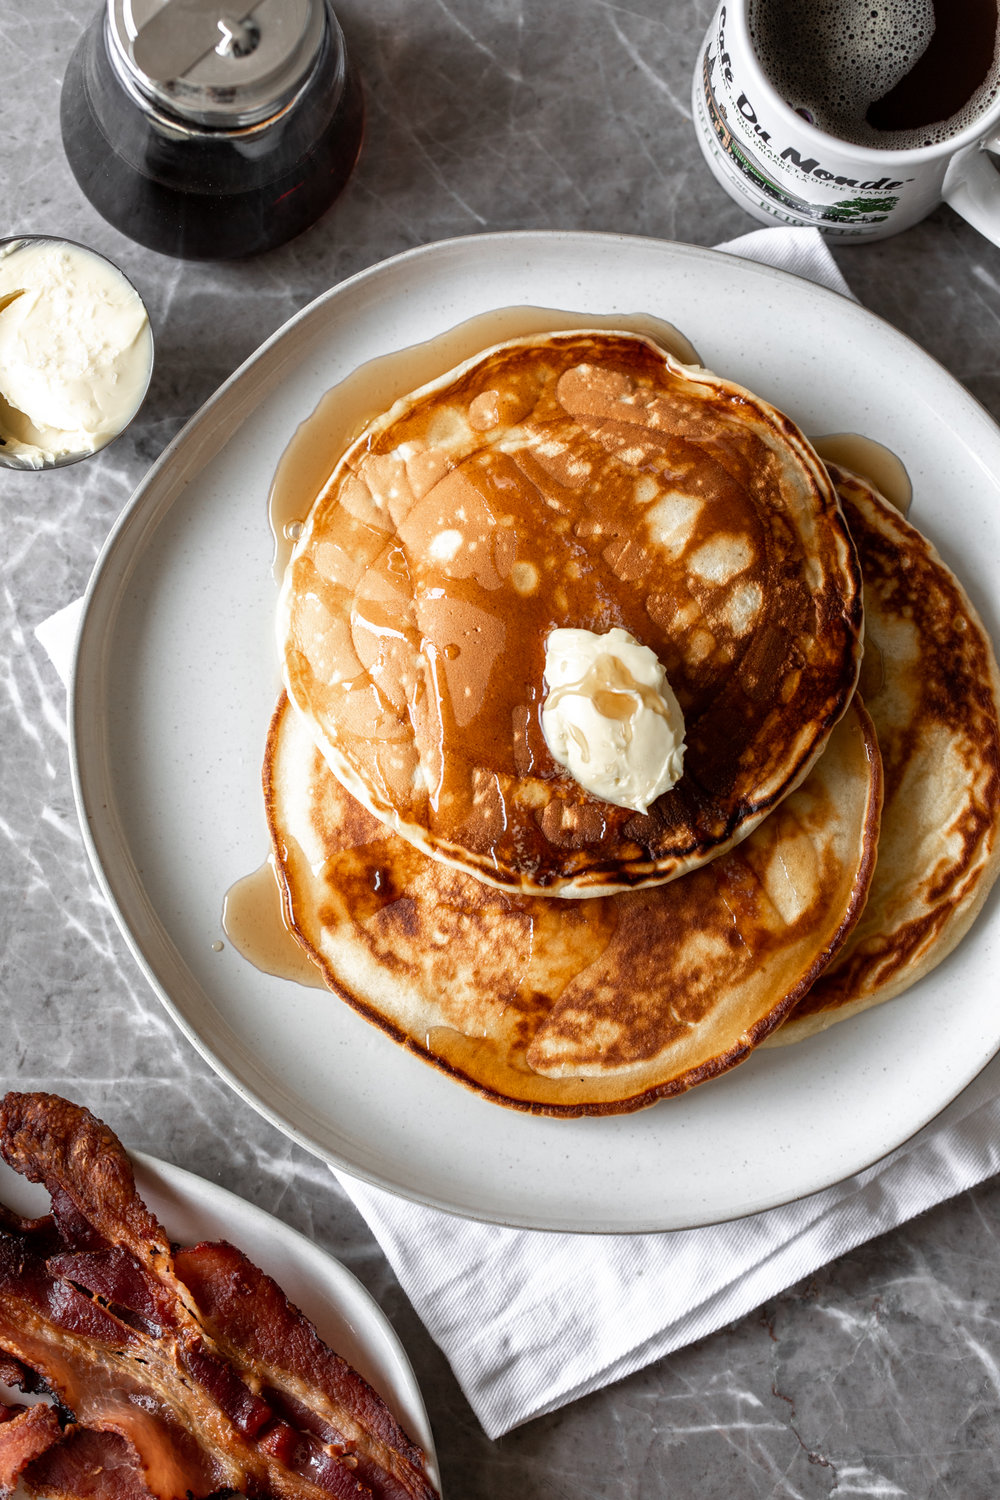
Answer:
[
  {"left": 776, "top": 466, "right": 1000, "bottom": 1044},
  {"left": 263, "top": 690, "right": 881, "bottom": 1115},
  {"left": 278, "top": 331, "right": 864, "bottom": 897}
]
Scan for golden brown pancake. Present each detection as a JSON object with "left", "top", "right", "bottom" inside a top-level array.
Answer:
[
  {"left": 264, "top": 691, "right": 881, "bottom": 1115},
  {"left": 278, "top": 331, "right": 863, "bottom": 897},
  {"left": 776, "top": 466, "right": 1000, "bottom": 1044}
]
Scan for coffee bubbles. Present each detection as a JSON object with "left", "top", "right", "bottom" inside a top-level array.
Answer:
[{"left": 750, "top": 0, "right": 1000, "bottom": 148}]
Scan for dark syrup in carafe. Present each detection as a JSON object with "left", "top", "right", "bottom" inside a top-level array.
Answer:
[{"left": 60, "top": 4, "right": 364, "bottom": 261}]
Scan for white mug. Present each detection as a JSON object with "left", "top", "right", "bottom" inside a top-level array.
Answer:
[{"left": 692, "top": 0, "right": 1000, "bottom": 243}]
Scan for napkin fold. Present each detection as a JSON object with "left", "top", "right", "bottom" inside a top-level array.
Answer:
[
  {"left": 36, "top": 227, "right": 998, "bottom": 1442},
  {"left": 340, "top": 1063, "right": 1000, "bottom": 1436}
]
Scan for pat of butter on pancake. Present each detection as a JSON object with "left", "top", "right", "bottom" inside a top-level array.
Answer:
[{"left": 541, "top": 626, "right": 686, "bottom": 813}]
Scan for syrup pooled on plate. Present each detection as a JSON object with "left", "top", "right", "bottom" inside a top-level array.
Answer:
[
  {"left": 268, "top": 305, "right": 701, "bottom": 578},
  {"left": 811, "top": 432, "right": 912, "bottom": 515},
  {"left": 222, "top": 859, "right": 326, "bottom": 987}
]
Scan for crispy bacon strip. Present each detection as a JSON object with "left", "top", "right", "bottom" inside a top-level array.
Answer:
[
  {"left": 175, "top": 1241, "right": 436, "bottom": 1500},
  {"left": 0, "top": 1228, "right": 231, "bottom": 1500},
  {"left": 0, "top": 1402, "right": 63, "bottom": 1496},
  {"left": 0, "top": 1354, "right": 34, "bottom": 1391},
  {"left": 0, "top": 1098, "right": 171, "bottom": 1264},
  {"left": 0, "top": 1094, "right": 437, "bottom": 1500},
  {"left": 22, "top": 1428, "right": 156, "bottom": 1500}
]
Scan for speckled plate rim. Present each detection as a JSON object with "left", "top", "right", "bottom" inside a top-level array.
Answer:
[
  {"left": 0, "top": 1149, "right": 439, "bottom": 1491},
  {"left": 69, "top": 229, "right": 1000, "bottom": 1234}
]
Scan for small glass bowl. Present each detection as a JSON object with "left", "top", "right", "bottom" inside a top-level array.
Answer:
[{"left": 0, "top": 234, "right": 154, "bottom": 471}]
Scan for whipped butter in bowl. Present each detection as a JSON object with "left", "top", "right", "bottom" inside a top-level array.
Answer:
[{"left": 0, "top": 236, "right": 153, "bottom": 470}]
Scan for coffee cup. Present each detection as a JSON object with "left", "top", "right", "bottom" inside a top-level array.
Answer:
[{"left": 692, "top": 0, "right": 1000, "bottom": 242}]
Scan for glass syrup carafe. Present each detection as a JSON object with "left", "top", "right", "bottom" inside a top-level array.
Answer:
[{"left": 60, "top": 0, "right": 364, "bottom": 260}]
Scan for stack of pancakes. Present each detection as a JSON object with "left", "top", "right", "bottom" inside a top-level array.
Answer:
[{"left": 267, "top": 330, "right": 1000, "bottom": 1115}]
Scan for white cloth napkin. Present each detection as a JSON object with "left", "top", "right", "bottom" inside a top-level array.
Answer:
[{"left": 37, "top": 228, "right": 1000, "bottom": 1442}]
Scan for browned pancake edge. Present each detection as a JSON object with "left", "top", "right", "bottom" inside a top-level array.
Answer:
[
  {"left": 777, "top": 465, "right": 1000, "bottom": 1044},
  {"left": 264, "top": 689, "right": 882, "bottom": 1115}
]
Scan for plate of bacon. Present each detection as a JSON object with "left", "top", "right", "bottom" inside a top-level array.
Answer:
[{"left": 0, "top": 1093, "right": 441, "bottom": 1500}]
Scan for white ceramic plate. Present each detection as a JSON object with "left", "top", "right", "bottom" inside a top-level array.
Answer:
[
  {"left": 70, "top": 231, "right": 1000, "bottom": 1233},
  {"left": 0, "top": 1150, "right": 439, "bottom": 1491}
]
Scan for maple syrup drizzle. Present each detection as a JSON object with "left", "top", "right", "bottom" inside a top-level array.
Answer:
[{"left": 267, "top": 305, "right": 701, "bottom": 581}]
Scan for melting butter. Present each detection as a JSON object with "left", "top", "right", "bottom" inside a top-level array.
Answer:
[{"left": 541, "top": 626, "right": 686, "bottom": 813}]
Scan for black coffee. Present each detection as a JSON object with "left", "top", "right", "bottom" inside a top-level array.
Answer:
[{"left": 751, "top": 0, "right": 1000, "bottom": 148}]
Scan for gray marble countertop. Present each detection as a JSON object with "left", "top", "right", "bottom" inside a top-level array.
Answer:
[{"left": 4, "top": 1, "right": 1000, "bottom": 1494}]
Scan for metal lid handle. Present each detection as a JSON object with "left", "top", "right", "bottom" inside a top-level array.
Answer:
[{"left": 131, "top": 0, "right": 262, "bottom": 83}]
